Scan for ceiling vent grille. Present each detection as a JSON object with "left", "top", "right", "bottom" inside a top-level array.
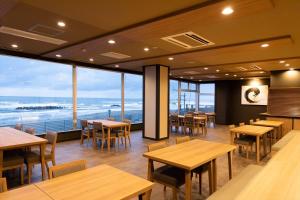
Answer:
[
  {"left": 161, "top": 31, "right": 214, "bottom": 49},
  {"left": 237, "top": 67, "right": 248, "bottom": 71},
  {"left": 0, "top": 26, "right": 67, "bottom": 45},
  {"left": 184, "top": 71, "right": 199, "bottom": 75},
  {"left": 249, "top": 65, "right": 262, "bottom": 70},
  {"left": 29, "top": 24, "right": 64, "bottom": 37},
  {"left": 101, "top": 52, "right": 131, "bottom": 59}
]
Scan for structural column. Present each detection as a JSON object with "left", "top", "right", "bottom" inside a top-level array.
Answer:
[
  {"left": 143, "top": 65, "right": 169, "bottom": 140},
  {"left": 72, "top": 65, "right": 77, "bottom": 129}
]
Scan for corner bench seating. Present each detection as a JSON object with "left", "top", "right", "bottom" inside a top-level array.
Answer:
[
  {"left": 271, "top": 130, "right": 298, "bottom": 152},
  {"left": 207, "top": 165, "right": 262, "bottom": 200}
]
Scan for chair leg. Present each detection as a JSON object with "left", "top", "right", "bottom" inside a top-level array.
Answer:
[
  {"left": 20, "top": 164, "right": 24, "bottom": 185},
  {"left": 124, "top": 137, "right": 127, "bottom": 148},
  {"left": 246, "top": 145, "right": 249, "bottom": 159},
  {"left": 208, "top": 163, "right": 213, "bottom": 195},
  {"left": 28, "top": 164, "right": 32, "bottom": 184},
  {"left": 52, "top": 158, "right": 56, "bottom": 166},
  {"left": 163, "top": 185, "right": 166, "bottom": 191},
  {"left": 80, "top": 134, "right": 84, "bottom": 144},
  {"left": 127, "top": 135, "right": 131, "bottom": 147},
  {"left": 199, "top": 173, "right": 202, "bottom": 194},
  {"left": 45, "top": 162, "right": 50, "bottom": 179},
  {"left": 172, "top": 188, "right": 177, "bottom": 200}
]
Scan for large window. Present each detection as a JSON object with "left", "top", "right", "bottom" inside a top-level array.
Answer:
[
  {"left": 0, "top": 55, "right": 72, "bottom": 134},
  {"left": 199, "top": 83, "right": 215, "bottom": 112},
  {"left": 180, "top": 82, "right": 197, "bottom": 114},
  {"left": 77, "top": 67, "right": 122, "bottom": 121},
  {"left": 169, "top": 80, "right": 178, "bottom": 113},
  {"left": 124, "top": 74, "right": 143, "bottom": 123}
]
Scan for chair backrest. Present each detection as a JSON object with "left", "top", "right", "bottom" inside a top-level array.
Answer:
[
  {"left": 239, "top": 122, "right": 245, "bottom": 126},
  {"left": 46, "top": 131, "right": 58, "bottom": 155},
  {"left": 170, "top": 115, "right": 179, "bottom": 123},
  {"left": 184, "top": 116, "right": 194, "bottom": 125},
  {"left": 228, "top": 124, "right": 236, "bottom": 129},
  {"left": 0, "top": 178, "right": 7, "bottom": 193},
  {"left": 93, "top": 122, "right": 104, "bottom": 133},
  {"left": 176, "top": 136, "right": 190, "bottom": 144},
  {"left": 147, "top": 141, "right": 167, "bottom": 152},
  {"left": 249, "top": 119, "right": 254, "bottom": 125},
  {"left": 49, "top": 160, "right": 86, "bottom": 179},
  {"left": 80, "top": 120, "right": 88, "bottom": 129},
  {"left": 25, "top": 128, "right": 35, "bottom": 135},
  {"left": 107, "top": 117, "right": 115, "bottom": 121},
  {"left": 15, "top": 123, "right": 22, "bottom": 131},
  {"left": 123, "top": 119, "right": 131, "bottom": 133},
  {"left": 256, "top": 118, "right": 260, "bottom": 121}
]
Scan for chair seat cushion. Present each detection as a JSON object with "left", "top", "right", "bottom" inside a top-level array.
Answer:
[
  {"left": 153, "top": 165, "right": 185, "bottom": 187},
  {"left": 24, "top": 150, "right": 52, "bottom": 163},
  {"left": 3, "top": 153, "right": 24, "bottom": 168}
]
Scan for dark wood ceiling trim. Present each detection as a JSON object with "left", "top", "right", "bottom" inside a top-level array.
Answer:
[
  {"left": 101, "top": 35, "right": 292, "bottom": 66},
  {"left": 172, "top": 70, "right": 270, "bottom": 77},
  {"left": 40, "top": 0, "right": 224, "bottom": 56},
  {"left": 171, "top": 55, "right": 300, "bottom": 71},
  {"left": 0, "top": 48, "right": 142, "bottom": 75}
]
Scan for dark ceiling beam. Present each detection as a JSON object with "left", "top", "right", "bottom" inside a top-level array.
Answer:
[
  {"left": 100, "top": 35, "right": 292, "bottom": 66},
  {"left": 40, "top": 0, "right": 224, "bottom": 56},
  {"left": 0, "top": 48, "right": 142, "bottom": 75}
]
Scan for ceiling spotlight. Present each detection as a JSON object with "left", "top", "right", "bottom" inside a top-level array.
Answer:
[
  {"left": 190, "top": 77, "right": 193, "bottom": 79},
  {"left": 168, "top": 57, "right": 174, "bottom": 61},
  {"left": 216, "top": 69, "right": 220, "bottom": 72},
  {"left": 240, "top": 78, "right": 244, "bottom": 80},
  {"left": 285, "top": 63, "right": 290, "bottom": 67},
  {"left": 225, "top": 73, "right": 229, "bottom": 76},
  {"left": 89, "top": 58, "right": 94, "bottom": 62},
  {"left": 81, "top": 48, "right": 87, "bottom": 52},
  {"left": 222, "top": 6, "right": 234, "bottom": 15},
  {"left": 261, "top": 43, "right": 269, "bottom": 48},
  {"left": 199, "top": 80, "right": 202, "bottom": 82},
  {"left": 55, "top": 54, "right": 62, "bottom": 58},
  {"left": 115, "top": 64, "right": 119, "bottom": 68},
  {"left": 108, "top": 40, "right": 116, "bottom": 44},
  {"left": 144, "top": 47, "right": 149, "bottom": 52},
  {"left": 260, "top": 71, "right": 265, "bottom": 74},
  {"left": 180, "top": 76, "right": 183, "bottom": 79},
  {"left": 234, "top": 74, "right": 237, "bottom": 77},
  {"left": 289, "top": 68, "right": 294, "bottom": 71},
  {"left": 279, "top": 60, "right": 285, "bottom": 64},
  {"left": 204, "top": 67, "right": 208, "bottom": 70},
  {"left": 11, "top": 44, "right": 18, "bottom": 48},
  {"left": 57, "top": 21, "right": 66, "bottom": 27}
]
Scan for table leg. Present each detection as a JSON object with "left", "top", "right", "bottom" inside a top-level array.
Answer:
[
  {"left": 263, "top": 134, "right": 267, "bottom": 156},
  {"left": 227, "top": 151, "right": 232, "bottom": 180},
  {"left": 281, "top": 125, "right": 284, "bottom": 138},
  {"left": 212, "top": 159, "right": 217, "bottom": 192},
  {"left": 256, "top": 136, "right": 260, "bottom": 163},
  {"left": 270, "top": 131, "right": 272, "bottom": 152},
  {"left": 40, "top": 144, "right": 46, "bottom": 180},
  {"left": 185, "top": 170, "right": 192, "bottom": 200},
  {"left": 139, "top": 192, "right": 149, "bottom": 200},
  {"left": 0, "top": 150, "right": 3, "bottom": 178},
  {"left": 146, "top": 159, "right": 153, "bottom": 199},
  {"left": 107, "top": 128, "right": 111, "bottom": 151}
]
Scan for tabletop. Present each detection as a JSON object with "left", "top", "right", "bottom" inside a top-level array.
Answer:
[
  {"left": 143, "top": 139, "right": 236, "bottom": 170},
  {"left": 35, "top": 164, "right": 153, "bottom": 200},
  {"left": 87, "top": 119, "right": 128, "bottom": 128},
  {"left": 0, "top": 185, "right": 52, "bottom": 200},
  {"left": 235, "top": 131, "right": 300, "bottom": 199},
  {"left": 0, "top": 127, "right": 47, "bottom": 150},
  {"left": 230, "top": 125, "right": 273, "bottom": 136},
  {"left": 253, "top": 120, "right": 284, "bottom": 127}
]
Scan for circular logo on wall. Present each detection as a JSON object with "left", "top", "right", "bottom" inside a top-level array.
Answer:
[{"left": 244, "top": 87, "right": 261, "bottom": 103}]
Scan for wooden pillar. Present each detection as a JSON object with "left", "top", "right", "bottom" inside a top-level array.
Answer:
[
  {"left": 121, "top": 73, "right": 125, "bottom": 120},
  {"left": 143, "top": 65, "right": 169, "bottom": 140},
  {"left": 72, "top": 65, "right": 77, "bottom": 129}
]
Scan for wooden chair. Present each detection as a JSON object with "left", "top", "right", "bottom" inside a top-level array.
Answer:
[
  {"left": 256, "top": 118, "right": 260, "bottom": 121},
  {"left": 92, "top": 122, "right": 118, "bottom": 150},
  {"left": 2, "top": 152, "right": 24, "bottom": 185},
  {"left": 169, "top": 115, "right": 179, "bottom": 133},
  {"left": 107, "top": 117, "right": 115, "bottom": 121},
  {"left": 0, "top": 178, "right": 7, "bottom": 193},
  {"left": 49, "top": 160, "right": 86, "bottom": 179},
  {"left": 25, "top": 131, "right": 58, "bottom": 183},
  {"left": 175, "top": 136, "right": 213, "bottom": 194},
  {"left": 195, "top": 115, "right": 207, "bottom": 136},
  {"left": 147, "top": 141, "right": 186, "bottom": 200},
  {"left": 231, "top": 125, "right": 255, "bottom": 159},
  {"left": 249, "top": 119, "right": 254, "bottom": 125},
  {"left": 80, "top": 120, "right": 92, "bottom": 145},
  {"left": 25, "top": 128, "right": 35, "bottom": 135},
  {"left": 239, "top": 122, "right": 245, "bottom": 126},
  {"left": 118, "top": 119, "right": 131, "bottom": 147},
  {"left": 15, "top": 123, "right": 22, "bottom": 131},
  {"left": 183, "top": 115, "right": 194, "bottom": 135}
]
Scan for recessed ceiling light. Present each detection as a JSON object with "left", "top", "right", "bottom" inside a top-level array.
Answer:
[
  {"left": 57, "top": 21, "right": 66, "bottom": 27},
  {"left": 204, "top": 67, "right": 208, "bottom": 70},
  {"left": 89, "top": 58, "right": 94, "bottom": 62},
  {"left": 108, "top": 40, "right": 116, "bottom": 44},
  {"left": 55, "top": 54, "right": 62, "bottom": 58},
  {"left": 144, "top": 47, "right": 149, "bottom": 52},
  {"left": 169, "top": 73, "right": 172, "bottom": 76},
  {"left": 190, "top": 77, "right": 193, "bottom": 79},
  {"left": 285, "top": 63, "right": 290, "bottom": 67},
  {"left": 222, "top": 6, "right": 234, "bottom": 15},
  {"left": 289, "top": 68, "right": 294, "bottom": 71},
  {"left": 216, "top": 69, "right": 220, "bottom": 72},
  {"left": 261, "top": 43, "right": 269, "bottom": 48},
  {"left": 180, "top": 76, "right": 183, "bottom": 79},
  {"left": 240, "top": 78, "right": 244, "bottom": 80},
  {"left": 11, "top": 44, "right": 18, "bottom": 48},
  {"left": 81, "top": 48, "right": 87, "bottom": 52},
  {"left": 225, "top": 73, "right": 229, "bottom": 76},
  {"left": 168, "top": 57, "right": 174, "bottom": 61},
  {"left": 279, "top": 60, "right": 285, "bottom": 64},
  {"left": 260, "top": 71, "right": 265, "bottom": 74},
  {"left": 199, "top": 80, "right": 202, "bottom": 82},
  {"left": 115, "top": 64, "right": 119, "bottom": 68},
  {"left": 234, "top": 74, "right": 237, "bottom": 77}
]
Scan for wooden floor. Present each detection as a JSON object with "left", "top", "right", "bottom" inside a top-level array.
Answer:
[{"left": 5, "top": 124, "right": 271, "bottom": 199}]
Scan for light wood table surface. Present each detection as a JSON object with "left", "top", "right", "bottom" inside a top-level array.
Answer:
[
  {"left": 235, "top": 131, "right": 300, "bottom": 200},
  {"left": 253, "top": 120, "right": 284, "bottom": 141},
  {"left": 0, "top": 185, "right": 52, "bottom": 200},
  {"left": 0, "top": 127, "right": 47, "bottom": 179},
  {"left": 35, "top": 164, "right": 153, "bottom": 200},
  {"left": 87, "top": 119, "right": 128, "bottom": 151},
  {"left": 143, "top": 139, "right": 236, "bottom": 200},
  {"left": 230, "top": 125, "right": 273, "bottom": 163}
]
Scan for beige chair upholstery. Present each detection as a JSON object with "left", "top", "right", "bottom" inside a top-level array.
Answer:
[
  {"left": 15, "top": 123, "right": 22, "bottom": 131},
  {"left": 25, "top": 131, "right": 58, "bottom": 183},
  {"left": 0, "top": 178, "right": 7, "bottom": 193},
  {"left": 147, "top": 141, "right": 185, "bottom": 200},
  {"left": 2, "top": 152, "right": 24, "bottom": 185},
  {"left": 49, "top": 160, "right": 86, "bottom": 179},
  {"left": 80, "top": 120, "right": 92, "bottom": 145}
]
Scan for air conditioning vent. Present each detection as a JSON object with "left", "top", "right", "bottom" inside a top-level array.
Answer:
[
  {"left": 184, "top": 71, "right": 199, "bottom": 75},
  {"left": 29, "top": 24, "right": 64, "bottom": 37},
  {"left": 101, "top": 52, "right": 131, "bottom": 59},
  {"left": 237, "top": 67, "right": 248, "bottom": 71},
  {"left": 161, "top": 31, "right": 214, "bottom": 49},
  {"left": 0, "top": 26, "right": 67, "bottom": 45},
  {"left": 249, "top": 65, "right": 262, "bottom": 70}
]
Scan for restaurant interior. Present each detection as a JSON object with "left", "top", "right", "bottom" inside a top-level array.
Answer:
[{"left": 0, "top": 0, "right": 300, "bottom": 199}]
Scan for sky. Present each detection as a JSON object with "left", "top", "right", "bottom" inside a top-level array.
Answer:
[{"left": 0, "top": 55, "right": 143, "bottom": 98}]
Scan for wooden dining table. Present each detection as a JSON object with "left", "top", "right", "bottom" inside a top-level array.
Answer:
[
  {"left": 229, "top": 125, "right": 274, "bottom": 163},
  {"left": 143, "top": 139, "right": 236, "bottom": 200},
  {"left": 0, "top": 127, "right": 47, "bottom": 180},
  {"left": 87, "top": 119, "right": 128, "bottom": 151},
  {"left": 253, "top": 120, "right": 284, "bottom": 142},
  {"left": 0, "top": 185, "right": 52, "bottom": 200}
]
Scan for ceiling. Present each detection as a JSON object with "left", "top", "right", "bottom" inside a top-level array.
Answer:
[{"left": 0, "top": 0, "right": 299, "bottom": 81}]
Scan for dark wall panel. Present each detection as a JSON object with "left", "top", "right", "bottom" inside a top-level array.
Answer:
[{"left": 271, "top": 70, "right": 300, "bottom": 88}]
